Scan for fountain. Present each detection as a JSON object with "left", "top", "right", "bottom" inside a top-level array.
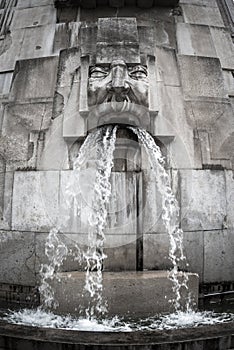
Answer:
[{"left": 0, "top": 5, "right": 234, "bottom": 350}]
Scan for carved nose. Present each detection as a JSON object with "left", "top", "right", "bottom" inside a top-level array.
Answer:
[{"left": 107, "top": 64, "right": 130, "bottom": 99}]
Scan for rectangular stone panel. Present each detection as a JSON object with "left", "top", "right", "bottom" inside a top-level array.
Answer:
[
  {"left": 176, "top": 23, "right": 216, "bottom": 58},
  {"left": 0, "top": 30, "right": 25, "bottom": 72},
  {"left": 11, "top": 5, "right": 56, "bottom": 30},
  {"left": 155, "top": 47, "right": 180, "bottom": 86},
  {"left": 17, "top": 0, "right": 54, "bottom": 7},
  {"left": 9, "top": 56, "right": 58, "bottom": 101},
  {"left": 0, "top": 231, "right": 36, "bottom": 286},
  {"left": 12, "top": 171, "right": 59, "bottom": 232},
  {"left": 178, "top": 55, "right": 226, "bottom": 99},
  {"left": 180, "top": 170, "right": 226, "bottom": 231},
  {"left": 19, "top": 25, "right": 56, "bottom": 61},
  {"left": 223, "top": 70, "right": 234, "bottom": 97},
  {"left": 182, "top": 4, "right": 224, "bottom": 27},
  {"left": 181, "top": 231, "right": 204, "bottom": 282},
  {"left": 204, "top": 229, "right": 234, "bottom": 283},
  {"left": 143, "top": 233, "right": 171, "bottom": 270},
  {"left": 226, "top": 170, "right": 234, "bottom": 230},
  {"left": 180, "top": 0, "right": 218, "bottom": 6},
  {"left": 0, "top": 72, "right": 13, "bottom": 95},
  {"left": 210, "top": 27, "right": 234, "bottom": 70}
]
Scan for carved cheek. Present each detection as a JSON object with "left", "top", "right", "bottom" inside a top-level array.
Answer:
[
  {"left": 88, "top": 78, "right": 111, "bottom": 105},
  {"left": 129, "top": 80, "right": 149, "bottom": 105}
]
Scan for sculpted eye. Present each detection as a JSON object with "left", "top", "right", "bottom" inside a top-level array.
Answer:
[
  {"left": 129, "top": 66, "right": 147, "bottom": 80},
  {"left": 89, "top": 67, "right": 108, "bottom": 79}
]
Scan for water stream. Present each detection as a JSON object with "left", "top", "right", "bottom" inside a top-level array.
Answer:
[{"left": 1, "top": 125, "right": 234, "bottom": 331}]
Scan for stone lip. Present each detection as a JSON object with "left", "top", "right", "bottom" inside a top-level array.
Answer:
[
  {"left": 0, "top": 320, "right": 233, "bottom": 346},
  {"left": 86, "top": 102, "right": 151, "bottom": 131}
]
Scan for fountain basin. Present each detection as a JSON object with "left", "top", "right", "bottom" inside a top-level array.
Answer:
[
  {"left": 0, "top": 319, "right": 233, "bottom": 350},
  {"left": 51, "top": 271, "right": 199, "bottom": 317}
]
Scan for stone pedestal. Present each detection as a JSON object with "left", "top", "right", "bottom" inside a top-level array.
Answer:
[{"left": 51, "top": 271, "right": 199, "bottom": 318}]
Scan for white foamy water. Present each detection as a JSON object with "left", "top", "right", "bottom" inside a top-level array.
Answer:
[
  {"left": 129, "top": 126, "right": 191, "bottom": 311},
  {"left": 3, "top": 308, "right": 234, "bottom": 332}
]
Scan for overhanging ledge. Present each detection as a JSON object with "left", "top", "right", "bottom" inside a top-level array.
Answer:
[{"left": 54, "top": 0, "right": 179, "bottom": 8}]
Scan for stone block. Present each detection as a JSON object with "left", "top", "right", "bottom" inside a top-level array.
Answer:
[
  {"left": 38, "top": 115, "right": 69, "bottom": 170},
  {"left": 51, "top": 271, "right": 199, "bottom": 317},
  {"left": 19, "top": 25, "right": 56, "bottom": 61},
  {"left": 180, "top": 0, "right": 218, "bottom": 6},
  {"left": 0, "top": 231, "right": 36, "bottom": 285},
  {"left": 155, "top": 85, "right": 195, "bottom": 168},
  {"left": 0, "top": 72, "right": 13, "bottom": 95},
  {"left": 17, "top": 0, "right": 54, "bottom": 8},
  {"left": 204, "top": 229, "right": 234, "bottom": 283},
  {"left": 143, "top": 233, "right": 172, "bottom": 270},
  {"left": 176, "top": 23, "right": 216, "bottom": 57},
  {"left": 223, "top": 70, "right": 234, "bottom": 97},
  {"left": 178, "top": 55, "right": 226, "bottom": 99},
  {"left": 0, "top": 171, "right": 13, "bottom": 230},
  {"left": 182, "top": 4, "right": 224, "bottom": 27},
  {"left": 210, "top": 27, "right": 234, "bottom": 70},
  {"left": 155, "top": 47, "right": 180, "bottom": 86},
  {"left": 104, "top": 235, "right": 136, "bottom": 271},
  {"left": 181, "top": 231, "right": 204, "bottom": 282},
  {"left": 11, "top": 6, "right": 56, "bottom": 30},
  {"left": 0, "top": 30, "right": 25, "bottom": 71},
  {"left": 9, "top": 56, "right": 58, "bottom": 101},
  {"left": 12, "top": 171, "right": 59, "bottom": 232},
  {"left": 226, "top": 171, "right": 234, "bottom": 229},
  {"left": 180, "top": 170, "right": 226, "bottom": 231}
]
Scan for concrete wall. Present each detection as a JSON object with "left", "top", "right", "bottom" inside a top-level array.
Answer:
[{"left": 0, "top": 0, "right": 233, "bottom": 287}]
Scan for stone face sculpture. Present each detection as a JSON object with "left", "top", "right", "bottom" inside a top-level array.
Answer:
[{"left": 88, "top": 59, "right": 149, "bottom": 107}]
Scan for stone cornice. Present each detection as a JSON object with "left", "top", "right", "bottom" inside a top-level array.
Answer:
[{"left": 54, "top": 0, "right": 179, "bottom": 8}]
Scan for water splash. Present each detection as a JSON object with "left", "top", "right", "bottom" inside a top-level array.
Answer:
[
  {"left": 39, "top": 228, "right": 69, "bottom": 309},
  {"left": 3, "top": 308, "right": 234, "bottom": 332},
  {"left": 129, "top": 126, "right": 190, "bottom": 312},
  {"left": 83, "top": 125, "right": 117, "bottom": 318}
]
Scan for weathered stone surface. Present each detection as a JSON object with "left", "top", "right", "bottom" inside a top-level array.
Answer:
[
  {"left": 182, "top": 4, "right": 224, "bottom": 27},
  {"left": 11, "top": 6, "right": 56, "bottom": 30},
  {"left": 143, "top": 233, "right": 172, "bottom": 270},
  {"left": 176, "top": 23, "right": 216, "bottom": 57},
  {"left": 38, "top": 115, "right": 69, "bottom": 170},
  {"left": 226, "top": 170, "right": 234, "bottom": 229},
  {"left": 210, "top": 26, "right": 234, "bottom": 70},
  {"left": 155, "top": 47, "right": 180, "bottom": 86},
  {"left": 9, "top": 57, "right": 58, "bottom": 101},
  {"left": 178, "top": 56, "right": 226, "bottom": 99},
  {"left": 18, "top": 25, "right": 56, "bottom": 61},
  {"left": 0, "top": 231, "right": 36, "bottom": 285},
  {"left": 180, "top": 170, "right": 226, "bottom": 231},
  {"left": 104, "top": 235, "right": 136, "bottom": 271},
  {"left": 51, "top": 271, "right": 199, "bottom": 317},
  {"left": 0, "top": 30, "right": 25, "bottom": 71},
  {"left": 156, "top": 85, "right": 195, "bottom": 168},
  {"left": 181, "top": 231, "right": 204, "bottom": 282},
  {"left": 223, "top": 70, "right": 234, "bottom": 97},
  {"left": 96, "top": 18, "right": 140, "bottom": 63},
  {"left": 0, "top": 72, "right": 13, "bottom": 95},
  {"left": 204, "top": 229, "right": 234, "bottom": 283},
  {"left": 17, "top": 0, "right": 54, "bottom": 8},
  {"left": 180, "top": 0, "right": 218, "bottom": 6},
  {"left": 12, "top": 171, "right": 59, "bottom": 232},
  {"left": 0, "top": 171, "right": 13, "bottom": 230}
]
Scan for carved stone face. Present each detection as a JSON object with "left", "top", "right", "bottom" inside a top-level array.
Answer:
[{"left": 88, "top": 59, "right": 149, "bottom": 108}]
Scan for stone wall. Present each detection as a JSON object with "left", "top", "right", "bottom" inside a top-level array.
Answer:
[{"left": 0, "top": 0, "right": 233, "bottom": 288}]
